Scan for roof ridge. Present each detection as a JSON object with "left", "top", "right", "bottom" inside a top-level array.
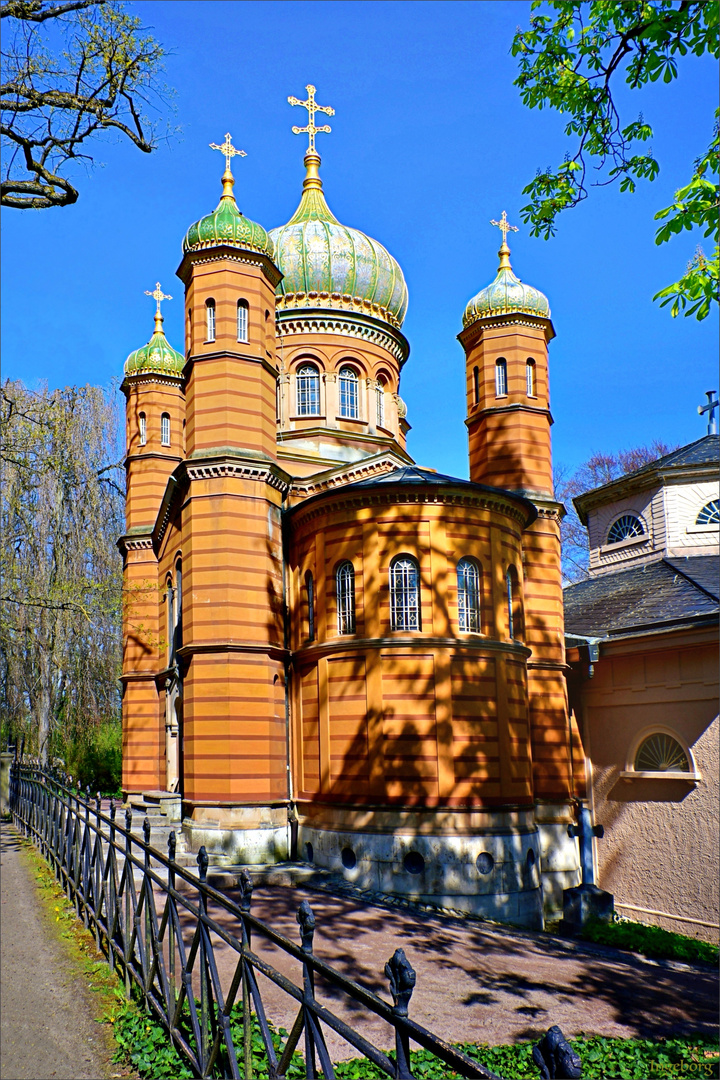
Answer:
[{"left": 663, "top": 556, "right": 720, "bottom": 603}]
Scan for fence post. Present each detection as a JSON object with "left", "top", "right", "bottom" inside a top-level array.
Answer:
[
  {"left": 297, "top": 900, "right": 317, "bottom": 1080},
  {"left": 196, "top": 846, "right": 210, "bottom": 1074},
  {"left": 238, "top": 869, "right": 254, "bottom": 1078},
  {"left": 142, "top": 816, "right": 151, "bottom": 994},
  {"left": 167, "top": 831, "right": 177, "bottom": 1000},
  {"left": 124, "top": 806, "right": 133, "bottom": 999},
  {"left": 385, "top": 949, "right": 417, "bottom": 1080}
]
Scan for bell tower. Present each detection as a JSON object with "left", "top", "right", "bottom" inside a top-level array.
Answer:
[{"left": 458, "top": 215, "right": 585, "bottom": 904}]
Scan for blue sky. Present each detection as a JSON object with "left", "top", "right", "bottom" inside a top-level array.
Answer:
[{"left": 2, "top": 0, "right": 717, "bottom": 478}]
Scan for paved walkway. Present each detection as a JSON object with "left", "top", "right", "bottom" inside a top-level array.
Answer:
[{"left": 0, "top": 822, "right": 113, "bottom": 1080}]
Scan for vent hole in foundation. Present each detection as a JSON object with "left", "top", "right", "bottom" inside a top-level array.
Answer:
[
  {"left": 305, "top": 842, "right": 313, "bottom": 863},
  {"left": 403, "top": 851, "right": 425, "bottom": 875},
  {"left": 526, "top": 849, "right": 536, "bottom": 869},
  {"left": 476, "top": 852, "right": 494, "bottom": 875},
  {"left": 341, "top": 847, "right": 357, "bottom": 870}
]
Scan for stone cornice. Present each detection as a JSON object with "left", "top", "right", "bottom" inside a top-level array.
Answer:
[
  {"left": 276, "top": 307, "right": 410, "bottom": 367},
  {"left": 176, "top": 245, "right": 282, "bottom": 289},
  {"left": 121, "top": 371, "right": 185, "bottom": 394},
  {"left": 117, "top": 530, "right": 154, "bottom": 556},
  {"left": 288, "top": 453, "right": 409, "bottom": 501},
  {"left": 458, "top": 311, "right": 555, "bottom": 348}
]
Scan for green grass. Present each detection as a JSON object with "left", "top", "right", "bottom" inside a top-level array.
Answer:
[{"left": 579, "top": 916, "right": 718, "bottom": 966}]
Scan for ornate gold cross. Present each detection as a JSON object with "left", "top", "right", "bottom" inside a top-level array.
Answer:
[
  {"left": 490, "top": 211, "right": 518, "bottom": 244},
  {"left": 288, "top": 84, "right": 334, "bottom": 154},
  {"left": 145, "top": 282, "right": 172, "bottom": 316},
  {"left": 209, "top": 133, "right": 247, "bottom": 171}
]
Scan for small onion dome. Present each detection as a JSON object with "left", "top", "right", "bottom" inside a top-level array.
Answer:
[
  {"left": 182, "top": 164, "right": 273, "bottom": 258},
  {"left": 124, "top": 311, "right": 184, "bottom": 377},
  {"left": 269, "top": 151, "right": 408, "bottom": 329},
  {"left": 463, "top": 239, "right": 550, "bottom": 328}
]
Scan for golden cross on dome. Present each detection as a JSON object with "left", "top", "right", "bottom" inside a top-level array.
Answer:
[
  {"left": 145, "top": 282, "right": 172, "bottom": 316},
  {"left": 209, "top": 133, "right": 247, "bottom": 172},
  {"left": 490, "top": 210, "right": 519, "bottom": 245},
  {"left": 288, "top": 84, "right": 334, "bottom": 154}
]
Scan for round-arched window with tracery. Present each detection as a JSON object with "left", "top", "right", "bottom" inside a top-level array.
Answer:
[{"left": 607, "top": 514, "right": 644, "bottom": 544}]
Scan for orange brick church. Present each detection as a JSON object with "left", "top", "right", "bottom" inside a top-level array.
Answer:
[{"left": 120, "top": 87, "right": 585, "bottom": 928}]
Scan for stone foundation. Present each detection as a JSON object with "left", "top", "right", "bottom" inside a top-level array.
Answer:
[
  {"left": 535, "top": 802, "right": 581, "bottom": 919},
  {"left": 182, "top": 805, "right": 290, "bottom": 864}
]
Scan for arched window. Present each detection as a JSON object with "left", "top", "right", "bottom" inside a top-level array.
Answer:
[
  {"left": 526, "top": 358, "right": 535, "bottom": 397},
  {"left": 495, "top": 358, "right": 507, "bottom": 397},
  {"left": 305, "top": 571, "right": 315, "bottom": 642},
  {"left": 206, "top": 299, "right": 216, "bottom": 342},
  {"left": 696, "top": 499, "right": 720, "bottom": 525},
  {"left": 506, "top": 566, "right": 522, "bottom": 640},
  {"left": 174, "top": 560, "right": 183, "bottom": 651},
  {"left": 336, "top": 561, "right": 355, "bottom": 634},
  {"left": 607, "top": 514, "right": 644, "bottom": 544},
  {"left": 161, "top": 413, "right": 171, "bottom": 447},
  {"left": 297, "top": 364, "right": 320, "bottom": 416},
  {"left": 139, "top": 412, "right": 147, "bottom": 446},
  {"left": 376, "top": 377, "right": 386, "bottom": 428},
  {"left": 457, "top": 558, "right": 481, "bottom": 632},
  {"left": 634, "top": 733, "right": 689, "bottom": 773},
  {"left": 390, "top": 555, "right": 420, "bottom": 631},
  {"left": 339, "top": 366, "right": 359, "bottom": 419},
  {"left": 166, "top": 577, "right": 175, "bottom": 661},
  {"left": 237, "top": 299, "right": 249, "bottom": 342},
  {"left": 186, "top": 309, "right": 192, "bottom": 351},
  {"left": 473, "top": 366, "right": 480, "bottom": 405}
]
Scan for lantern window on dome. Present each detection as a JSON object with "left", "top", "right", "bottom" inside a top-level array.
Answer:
[
  {"left": 237, "top": 300, "right": 249, "bottom": 343},
  {"left": 206, "top": 300, "right": 216, "bottom": 343},
  {"left": 339, "top": 366, "right": 359, "bottom": 419},
  {"left": 297, "top": 364, "right": 320, "bottom": 416},
  {"left": 161, "top": 413, "right": 171, "bottom": 447},
  {"left": 139, "top": 413, "right": 147, "bottom": 446},
  {"left": 495, "top": 359, "right": 507, "bottom": 397}
]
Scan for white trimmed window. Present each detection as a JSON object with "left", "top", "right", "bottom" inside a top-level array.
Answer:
[
  {"left": 339, "top": 366, "right": 359, "bottom": 419},
  {"left": 161, "top": 413, "right": 171, "bottom": 447},
  {"left": 506, "top": 569, "right": 514, "bottom": 638},
  {"left": 297, "top": 364, "right": 320, "bottom": 416},
  {"left": 457, "top": 558, "right": 481, "bottom": 632},
  {"left": 390, "top": 555, "right": 420, "bottom": 631},
  {"left": 376, "top": 380, "right": 385, "bottom": 428},
  {"left": 139, "top": 412, "right": 147, "bottom": 446},
  {"left": 696, "top": 499, "right": 720, "bottom": 525},
  {"left": 206, "top": 299, "right": 216, "bottom": 342},
  {"left": 237, "top": 299, "right": 249, "bottom": 343},
  {"left": 305, "top": 571, "right": 315, "bottom": 642},
  {"left": 526, "top": 358, "right": 535, "bottom": 397},
  {"left": 607, "top": 514, "right": 644, "bottom": 544},
  {"left": 495, "top": 358, "right": 507, "bottom": 397},
  {"left": 336, "top": 561, "right": 355, "bottom": 634}
]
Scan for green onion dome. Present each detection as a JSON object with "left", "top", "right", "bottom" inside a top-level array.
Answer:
[
  {"left": 269, "top": 152, "right": 408, "bottom": 330},
  {"left": 124, "top": 312, "right": 184, "bottom": 377},
  {"left": 182, "top": 166, "right": 273, "bottom": 258},
  {"left": 463, "top": 240, "right": 550, "bottom": 328}
]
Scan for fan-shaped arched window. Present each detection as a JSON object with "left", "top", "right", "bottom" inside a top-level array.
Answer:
[
  {"left": 305, "top": 571, "right": 315, "bottom": 642},
  {"left": 607, "top": 514, "right": 644, "bottom": 544},
  {"left": 696, "top": 499, "right": 720, "bottom": 525},
  {"left": 457, "top": 558, "right": 481, "bottom": 632},
  {"left": 161, "top": 413, "right": 171, "bottom": 447},
  {"left": 495, "top": 358, "right": 507, "bottom": 397},
  {"left": 205, "top": 299, "right": 216, "bottom": 342},
  {"left": 336, "top": 561, "right": 355, "bottom": 634},
  {"left": 237, "top": 299, "right": 249, "bottom": 343},
  {"left": 390, "top": 555, "right": 420, "bottom": 631},
  {"left": 526, "top": 358, "right": 535, "bottom": 397},
  {"left": 634, "top": 733, "right": 689, "bottom": 773},
  {"left": 139, "top": 412, "right": 147, "bottom": 446},
  {"left": 339, "top": 366, "right": 359, "bottom": 419},
  {"left": 297, "top": 364, "right": 320, "bottom": 416}
]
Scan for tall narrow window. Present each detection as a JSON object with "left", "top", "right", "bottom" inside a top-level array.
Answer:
[
  {"left": 339, "top": 366, "right": 359, "bottom": 418},
  {"left": 506, "top": 569, "right": 514, "bottom": 639},
  {"left": 166, "top": 578, "right": 175, "bottom": 661},
  {"left": 161, "top": 413, "right": 171, "bottom": 447},
  {"left": 186, "top": 309, "right": 192, "bottom": 351},
  {"left": 495, "top": 358, "right": 507, "bottom": 397},
  {"left": 506, "top": 566, "right": 522, "bottom": 640},
  {"left": 206, "top": 299, "right": 216, "bottom": 342},
  {"left": 526, "top": 359, "right": 535, "bottom": 397},
  {"left": 297, "top": 364, "right": 320, "bottom": 416},
  {"left": 139, "top": 413, "right": 147, "bottom": 446},
  {"left": 376, "top": 379, "right": 385, "bottom": 428},
  {"left": 457, "top": 558, "right": 481, "bottom": 632},
  {"left": 305, "top": 571, "right": 315, "bottom": 642},
  {"left": 237, "top": 299, "right": 249, "bottom": 343},
  {"left": 473, "top": 366, "right": 480, "bottom": 405},
  {"left": 390, "top": 555, "right": 420, "bottom": 631},
  {"left": 336, "top": 561, "right": 355, "bottom": 634},
  {"left": 175, "top": 560, "right": 183, "bottom": 651}
]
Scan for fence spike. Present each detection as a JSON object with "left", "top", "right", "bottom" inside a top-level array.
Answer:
[
  {"left": 124, "top": 806, "right": 133, "bottom": 832},
  {"left": 297, "top": 899, "right": 316, "bottom": 954},
  {"left": 238, "top": 868, "right": 253, "bottom": 912},
  {"left": 168, "top": 830, "right": 176, "bottom": 862},
  {"left": 385, "top": 948, "right": 416, "bottom": 1018},
  {"left": 142, "top": 816, "right": 151, "bottom": 847},
  {"left": 197, "top": 845, "right": 208, "bottom": 882}
]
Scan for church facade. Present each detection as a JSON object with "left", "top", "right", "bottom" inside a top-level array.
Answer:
[{"left": 120, "top": 93, "right": 584, "bottom": 928}]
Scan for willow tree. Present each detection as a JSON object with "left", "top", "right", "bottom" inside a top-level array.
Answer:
[{"left": 0, "top": 381, "right": 125, "bottom": 763}]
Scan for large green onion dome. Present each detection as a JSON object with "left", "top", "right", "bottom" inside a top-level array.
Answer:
[
  {"left": 269, "top": 152, "right": 408, "bottom": 329},
  {"left": 125, "top": 312, "right": 184, "bottom": 377},
  {"left": 463, "top": 236, "right": 550, "bottom": 328},
  {"left": 182, "top": 164, "right": 273, "bottom": 259}
]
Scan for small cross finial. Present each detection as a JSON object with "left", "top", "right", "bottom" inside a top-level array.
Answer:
[
  {"left": 490, "top": 211, "right": 519, "bottom": 246},
  {"left": 209, "top": 132, "right": 247, "bottom": 173},
  {"left": 698, "top": 390, "right": 719, "bottom": 435},
  {"left": 145, "top": 282, "right": 172, "bottom": 317},
  {"left": 288, "top": 84, "right": 334, "bottom": 154}
]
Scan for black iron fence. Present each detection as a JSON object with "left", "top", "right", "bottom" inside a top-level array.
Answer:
[{"left": 9, "top": 762, "right": 579, "bottom": 1080}]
